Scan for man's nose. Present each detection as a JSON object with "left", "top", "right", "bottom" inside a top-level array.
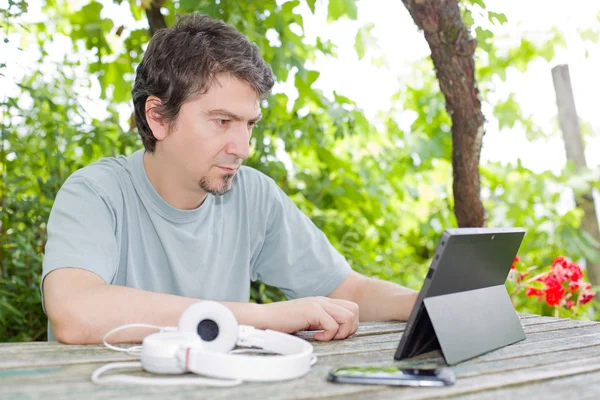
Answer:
[{"left": 225, "top": 124, "right": 251, "bottom": 160}]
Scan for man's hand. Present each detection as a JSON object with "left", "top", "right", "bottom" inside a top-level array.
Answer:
[{"left": 260, "top": 297, "right": 359, "bottom": 341}]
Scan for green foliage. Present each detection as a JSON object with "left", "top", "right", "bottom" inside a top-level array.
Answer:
[
  {"left": 327, "top": 0, "right": 357, "bottom": 22},
  {"left": 355, "top": 22, "right": 376, "bottom": 60},
  {"left": 1, "top": 0, "right": 599, "bottom": 342}
]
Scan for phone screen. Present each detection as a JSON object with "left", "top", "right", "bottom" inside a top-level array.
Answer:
[{"left": 327, "top": 366, "right": 455, "bottom": 387}]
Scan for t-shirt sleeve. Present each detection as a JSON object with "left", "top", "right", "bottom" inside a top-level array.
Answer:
[
  {"left": 41, "top": 175, "right": 119, "bottom": 312},
  {"left": 251, "top": 181, "right": 352, "bottom": 300}
]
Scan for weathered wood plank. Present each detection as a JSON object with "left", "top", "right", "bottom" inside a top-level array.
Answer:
[
  {"left": 521, "top": 318, "right": 597, "bottom": 333},
  {"left": 443, "top": 370, "right": 600, "bottom": 400},
  {"left": 1, "top": 314, "right": 597, "bottom": 400},
  {"left": 0, "top": 345, "right": 139, "bottom": 370},
  {"left": 0, "top": 322, "right": 403, "bottom": 370},
  {"left": 315, "top": 321, "right": 600, "bottom": 356},
  {"left": 329, "top": 356, "right": 600, "bottom": 400},
  {"left": 3, "top": 342, "right": 600, "bottom": 400},
  {"left": 519, "top": 315, "right": 590, "bottom": 326},
  {"left": 315, "top": 331, "right": 600, "bottom": 370},
  {"left": 2, "top": 319, "right": 597, "bottom": 371},
  {"left": 317, "top": 342, "right": 600, "bottom": 376},
  {"left": 3, "top": 330, "right": 600, "bottom": 400}
]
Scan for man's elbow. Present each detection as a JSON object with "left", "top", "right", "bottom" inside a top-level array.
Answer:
[
  {"left": 53, "top": 323, "right": 84, "bottom": 345},
  {"left": 48, "top": 304, "right": 91, "bottom": 344},
  {"left": 43, "top": 271, "right": 99, "bottom": 344}
]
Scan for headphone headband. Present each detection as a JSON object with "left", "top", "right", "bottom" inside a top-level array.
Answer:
[{"left": 179, "top": 328, "right": 314, "bottom": 381}]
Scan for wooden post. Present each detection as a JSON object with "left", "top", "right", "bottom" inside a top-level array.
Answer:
[{"left": 551, "top": 64, "right": 600, "bottom": 287}]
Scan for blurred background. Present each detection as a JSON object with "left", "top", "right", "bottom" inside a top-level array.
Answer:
[{"left": 1, "top": 0, "right": 599, "bottom": 341}]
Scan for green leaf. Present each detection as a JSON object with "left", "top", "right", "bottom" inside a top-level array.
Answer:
[
  {"left": 462, "top": 9, "right": 474, "bottom": 27},
  {"left": 68, "top": 1, "right": 113, "bottom": 54},
  {"left": 306, "top": 0, "right": 316, "bottom": 14},
  {"left": 354, "top": 23, "right": 376, "bottom": 60},
  {"left": 306, "top": 70, "right": 320, "bottom": 87},
  {"left": 327, "top": 0, "right": 357, "bottom": 22},
  {"left": 580, "top": 28, "right": 600, "bottom": 43},
  {"left": 281, "top": 0, "right": 300, "bottom": 15},
  {"left": 0, "top": 299, "right": 22, "bottom": 318},
  {"left": 494, "top": 94, "right": 520, "bottom": 129},
  {"left": 355, "top": 34, "right": 365, "bottom": 60},
  {"left": 475, "top": 27, "right": 494, "bottom": 52},
  {"left": 128, "top": 0, "right": 143, "bottom": 21},
  {"left": 333, "top": 91, "right": 353, "bottom": 105},
  {"left": 488, "top": 12, "right": 508, "bottom": 25}
]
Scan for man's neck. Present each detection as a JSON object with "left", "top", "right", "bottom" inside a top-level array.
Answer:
[{"left": 142, "top": 150, "right": 208, "bottom": 210}]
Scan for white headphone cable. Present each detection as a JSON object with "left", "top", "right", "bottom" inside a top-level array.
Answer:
[
  {"left": 91, "top": 361, "right": 241, "bottom": 386},
  {"left": 94, "top": 324, "right": 242, "bottom": 386},
  {"left": 101, "top": 323, "right": 177, "bottom": 356},
  {"left": 229, "top": 348, "right": 318, "bottom": 366}
]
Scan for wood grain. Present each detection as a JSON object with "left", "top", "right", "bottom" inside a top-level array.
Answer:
[{"left": 1, "top": 314, "right": 599, "bottom": 399}]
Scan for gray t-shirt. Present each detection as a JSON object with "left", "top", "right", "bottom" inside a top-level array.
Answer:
[{"left": 42, "top": 149, "right": 351, "bottom": 341}]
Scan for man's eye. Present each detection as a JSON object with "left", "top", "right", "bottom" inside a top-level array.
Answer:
[
  {"left": 215, "top": 119, "right": 230, "bottom": 126},
  {"left": 248, "top": 121, "right": 258, "bottom": 128}
]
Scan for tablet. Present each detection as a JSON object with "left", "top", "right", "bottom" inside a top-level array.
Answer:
[{"left": 394, "top": 227, "right": 526, "bottom": 361}]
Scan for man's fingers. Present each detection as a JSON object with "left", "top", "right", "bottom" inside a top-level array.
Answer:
[
  {"left": 322, "top": 303, "right": 355, "bottom": 340},
  {"left": 317, "top": 297, "right": 360, "bottom": 338},
  {"left": 322, "top": 297, "right": 360, "bottom": 317},
  {"left": 312, "top": 307, "right": 340, "bottom": 341}
]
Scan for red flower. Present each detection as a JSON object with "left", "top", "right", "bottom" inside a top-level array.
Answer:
[
  {"left": 551, "top": 260, "right": 568, "bottom": 282},
  {"left": 516, "top": 271, "right": 529, "bottom": 283},
  {"left": 518, "top": 254, "right": 595, "bottom": 313},
  {"left": 580, "top": 292, "right": 595, "bottom": 305},
  {"left": 568, "top": 263, "right": 583, "bottom": 282},
  {"left": 569, "top": 281, "right": 580, "bottom": 292},
  {"left": 526, "top": 288, "right": 543, "bottom": 297},
  {"left": 551, "top": 257, "right": 584, "bottom": 283},
  {"left": 544, "top": 276, "right": 565, "bottom": 307},
  {"left": 553, "top": 256, "right": 569, "bottom": 269},
  {"left": 535, "top": 272, "right": 550, "bottom": 283},
  {"left": 511, "top": 255, "right": 520, "bottom": 270}
]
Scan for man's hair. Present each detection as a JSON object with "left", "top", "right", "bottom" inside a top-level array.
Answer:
[{"left": 132, "top": 13, "right": 275, "bottom": 152}]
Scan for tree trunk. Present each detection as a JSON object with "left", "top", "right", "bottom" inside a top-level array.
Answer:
[
  {"left": 551, "top": 64, "right": 600, "bottom": 287},
  {"left": 126, "top": 0, "right": 167, "bottom": 132},
  {"left": 145, "top": 0, "right": 167, "bottom": 37},
  {"left": 401, "top": 0, "right": 485, "bottom": 227}
]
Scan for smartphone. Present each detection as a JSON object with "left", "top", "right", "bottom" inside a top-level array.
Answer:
[{"left": 327, "top": 366, "right": 455, "bottom": 387}]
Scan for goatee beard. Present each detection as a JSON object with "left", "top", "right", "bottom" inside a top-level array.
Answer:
[{"left": 199, "top": 174, "right": 234, "bottom": 196}]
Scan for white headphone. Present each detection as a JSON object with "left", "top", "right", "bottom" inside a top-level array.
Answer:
[{"left": 91, "top": 301, "right": 316, "bottom": 386}]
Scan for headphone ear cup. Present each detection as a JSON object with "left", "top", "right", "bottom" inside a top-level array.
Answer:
[{"left": 178, "top": 301, "right": 239, "bottom": 353}]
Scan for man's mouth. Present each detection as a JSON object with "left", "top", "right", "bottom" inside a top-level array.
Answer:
[{"left": 217, "top": 166, "right": 238, "bottom": 173}]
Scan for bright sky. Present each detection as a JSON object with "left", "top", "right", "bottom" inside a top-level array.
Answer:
[
  {"left": 2, "top": 0, "right": 599, "bottom": 177},
  {"left": 296, "top": 0, "right": 600, "bottom": 176}
]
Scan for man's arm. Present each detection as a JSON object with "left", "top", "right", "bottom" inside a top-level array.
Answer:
[
  {"left": 44, "top": 268, "right": 360, "bottom": 344},
  {"left": 44, "top": 268, "right": 255, "bottom": 344},
  {"left": 327, "top": 271, "right": 419, "bottom": 322}
]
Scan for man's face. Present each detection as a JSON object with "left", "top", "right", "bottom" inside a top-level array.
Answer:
[{"left": 155, "top": 74, "right": 261, "bottom": 196}]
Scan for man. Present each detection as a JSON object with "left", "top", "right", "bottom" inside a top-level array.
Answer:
[{"left": 42, "top": 13, "right": 418, "bottom": 344}]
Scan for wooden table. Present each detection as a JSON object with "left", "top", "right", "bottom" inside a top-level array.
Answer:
[{"left": 2, "top": 313, "right": 600, "bottom": 399}]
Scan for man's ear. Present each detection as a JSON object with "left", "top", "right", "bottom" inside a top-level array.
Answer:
[{"left": 145, "top": 96, "right": 168, "bottom": 141}]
